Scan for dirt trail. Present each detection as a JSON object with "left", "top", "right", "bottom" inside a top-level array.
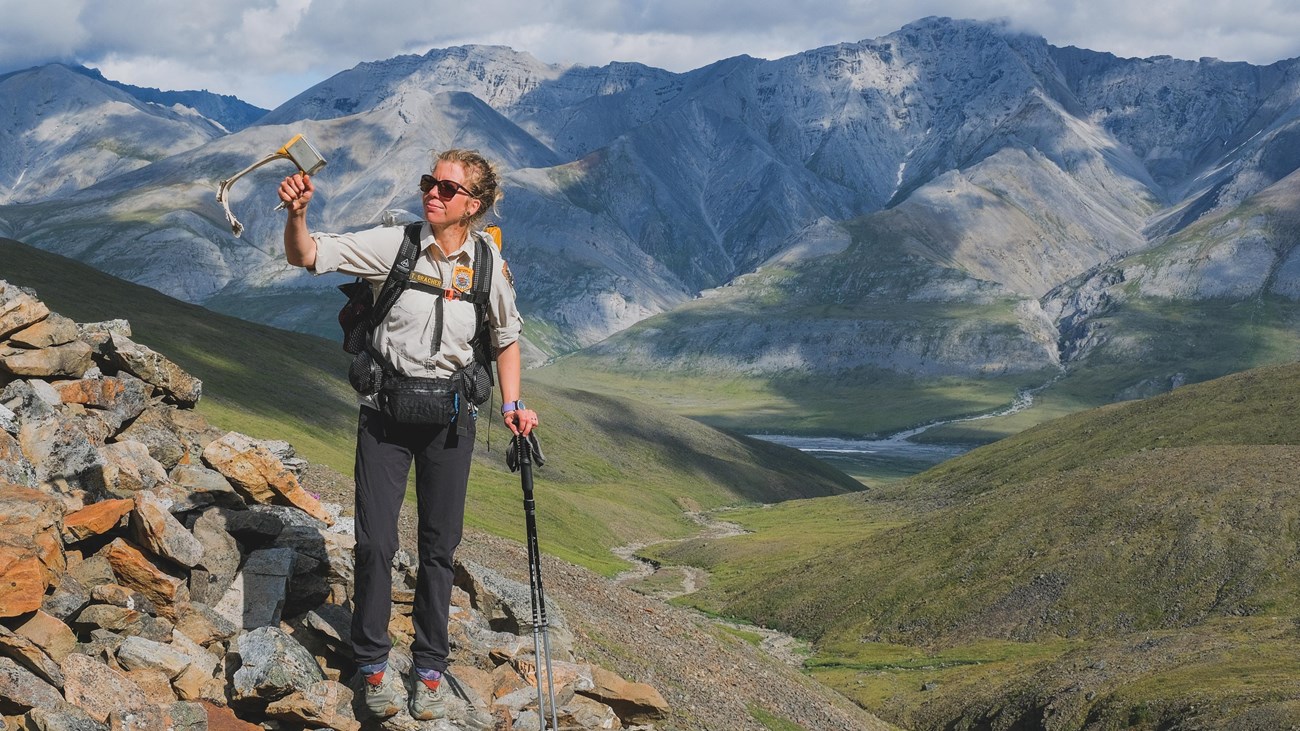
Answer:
[{"left": 612, "top": 511, "right": 810, "bottom": 668}]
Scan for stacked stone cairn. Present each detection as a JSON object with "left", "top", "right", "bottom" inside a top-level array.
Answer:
[{"left": 0, "top": 280, "right": 669, "bottom": 731}]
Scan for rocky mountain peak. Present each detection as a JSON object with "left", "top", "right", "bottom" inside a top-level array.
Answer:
[{"left": 262, "top": 44, "right": 572, "bottom": 125}]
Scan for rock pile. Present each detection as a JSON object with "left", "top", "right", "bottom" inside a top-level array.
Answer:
[{"left": 0, "top": 280, "right": 669, "bottom": 730}]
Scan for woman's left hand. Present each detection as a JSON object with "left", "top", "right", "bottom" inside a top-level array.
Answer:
[{"left": 505, "top": 408, "right": 539, "bottom": 436}]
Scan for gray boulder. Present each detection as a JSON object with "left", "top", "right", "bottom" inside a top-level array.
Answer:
[{"left": 232, "top": 626, "right": 327, "bottom": 703}]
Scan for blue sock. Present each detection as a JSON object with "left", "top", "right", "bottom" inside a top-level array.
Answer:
[
  {"left": 416, "top": 667, "right": 442, "bottom": 689},
  {"left": 359, "top": 661, "right": 387, "bottom": 682}
]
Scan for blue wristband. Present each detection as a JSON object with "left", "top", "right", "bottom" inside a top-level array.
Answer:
[{"left": 501, "top": 399, "right": 526, "bottom": 415}]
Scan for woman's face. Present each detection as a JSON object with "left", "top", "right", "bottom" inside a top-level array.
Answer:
[{"left": 423, "top": 160, "right": 482, "bottom": 227}]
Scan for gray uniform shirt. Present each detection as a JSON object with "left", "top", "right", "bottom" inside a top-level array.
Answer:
[{"left": 311, "top": 223, "right": 523, "bottom": 408}]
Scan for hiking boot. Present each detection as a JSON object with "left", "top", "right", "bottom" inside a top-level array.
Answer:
[
  {"left": 408, "top": 672, "right": 447, "bottom": 721},
  {"left": 356, "top": 670, "right": 402, "bottom": 719}
]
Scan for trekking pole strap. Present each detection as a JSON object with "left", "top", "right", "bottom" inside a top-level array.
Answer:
[{"left": 507, "top": 433, "right": 546, "bottom": 472}]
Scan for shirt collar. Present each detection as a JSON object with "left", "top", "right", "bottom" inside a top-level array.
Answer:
[{"left": 421, "top": 225, "right": 477, "bottom": 262}]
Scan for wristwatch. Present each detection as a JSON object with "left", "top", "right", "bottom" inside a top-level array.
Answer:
[{"left": 501, "top": 399, "right": 526, "bottom": 415}]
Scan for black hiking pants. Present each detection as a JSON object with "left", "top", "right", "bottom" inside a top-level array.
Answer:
[{"left": 350, "top": 405, "right": 474, "bottom": 673}]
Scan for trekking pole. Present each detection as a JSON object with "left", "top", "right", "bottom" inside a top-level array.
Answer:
[{"left": 508, "top": 432, "right": 558, "bottom": 730}]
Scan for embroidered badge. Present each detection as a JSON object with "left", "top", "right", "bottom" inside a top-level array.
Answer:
[
  {"left": 452, "top": 265, "right": 474, "bottom": 293},
  {"left": 501, "top": 260, "right": 515, "bottom": 287}
]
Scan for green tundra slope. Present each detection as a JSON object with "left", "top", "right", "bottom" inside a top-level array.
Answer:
[{"left": 645, "top": 362, "right": 1300, "bottom": 729}]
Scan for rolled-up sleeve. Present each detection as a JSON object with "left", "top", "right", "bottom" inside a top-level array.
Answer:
[
  {"left": 489, "top": 248, "right": 523, "bottom": 351},
  {"left": 310, "top": 226, "right": 407, "bottom": 279}
]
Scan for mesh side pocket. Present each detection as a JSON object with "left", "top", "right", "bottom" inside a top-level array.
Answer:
[
  {"left": 461, "top": 361, "right": 492, "bottom": 405},
  {"left": 338, "top": 279, "right": 372, "bottom": 355},
  {"left": 347, "top": 350, "right": 384, "bottom": 395},
  {"left": 343, "top": 321, "right": 370, "bottom": 356}
]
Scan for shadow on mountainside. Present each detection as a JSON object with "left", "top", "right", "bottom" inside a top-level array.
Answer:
[{"left": 560, "top": 386, "right": 861, "bottom": 503}]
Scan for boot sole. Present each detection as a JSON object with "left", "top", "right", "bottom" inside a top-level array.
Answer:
[
  {"left": 368, "top": 704, "right": 401, "bottom": 719},
  {"left": 410, "top": 707, "right": 445, "bottom": 721}
]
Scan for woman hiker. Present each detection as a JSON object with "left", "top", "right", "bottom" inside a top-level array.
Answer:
[{"left": 279, "top": 148, "right": 539, "bottom": 720}]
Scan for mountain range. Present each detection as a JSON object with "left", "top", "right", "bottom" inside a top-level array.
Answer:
[
  {"left": 64, "top": 65, "right": 269, "bottom": 133},
  {"left": 2, "top": 16, "right": 1299, "bottom": 434}
]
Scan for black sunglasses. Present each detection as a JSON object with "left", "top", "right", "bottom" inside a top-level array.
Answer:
[{"left": 419, "top": 174, "right": 475, "bottom": 200}]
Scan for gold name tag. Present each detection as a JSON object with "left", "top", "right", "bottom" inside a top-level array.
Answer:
[{"left": 410, "top": 272, "right": 443, "bottom": 289}]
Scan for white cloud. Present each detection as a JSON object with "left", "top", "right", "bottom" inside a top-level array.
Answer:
[
  {"left": 91, "top": 53, "right": 321, "bottom": 107},
  {"left": 2, "top": 0, "right": 1299, "bottom": 108},
  {"left": 0, "top": 0, "right": 90, "bottom": 67},
  {"left": 992, "top": 0, "right": 1300, "bottom": 62}
]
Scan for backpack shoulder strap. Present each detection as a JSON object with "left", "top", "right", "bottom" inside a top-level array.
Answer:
[
  {"left": 470, "top": 233, "right": 493, "bottom": 302},
  {"left": 468, "top": 233, "right": 497, "bottom": 378},
  {"left": 367, "top": 222, "right": 422, "bottom": 329},
  {"left": 460, "top": 233, "right": 494, "bottom": 329}
]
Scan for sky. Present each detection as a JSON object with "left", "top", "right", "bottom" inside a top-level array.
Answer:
[{"left": 3, "top": 0, "right": 1300, "bottom": 109}]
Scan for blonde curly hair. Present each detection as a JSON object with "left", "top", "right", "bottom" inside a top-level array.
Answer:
[{"left": 434, "top": 148, "right": 502, "bottom": 224}]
